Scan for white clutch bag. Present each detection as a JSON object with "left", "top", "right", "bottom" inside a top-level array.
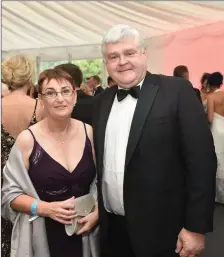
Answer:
[{"left": 65, "top": 194, "right": 96, "bottom": 236}]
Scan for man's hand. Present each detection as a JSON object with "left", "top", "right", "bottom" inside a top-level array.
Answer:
[{"left": 175, "top": 228, "right": 205, "bottom": 257}]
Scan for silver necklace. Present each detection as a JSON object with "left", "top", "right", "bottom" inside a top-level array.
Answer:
[{"left": 44, "top": 120, "right": 70, "bottom": 145}]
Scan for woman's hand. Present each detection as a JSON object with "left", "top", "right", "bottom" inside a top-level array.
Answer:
[
  {"left": 38, "top": 197, "right": 76, "bottom": 225},
  {"left": 76, "top": 206, "right": 99, "bottom": 235}
]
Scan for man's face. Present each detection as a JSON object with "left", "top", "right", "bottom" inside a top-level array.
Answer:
[
  {"left": 104, "top": 37, "right": 148, "bottom": 89},
  {"left": 108, "top": 80, "right": 117, "bottom": 87},
  {"left": 88, "top": 77, "right": 97, "bottom": 89},
  {"left": 85, "top": 78, "right": 90, "bottom": 86}
]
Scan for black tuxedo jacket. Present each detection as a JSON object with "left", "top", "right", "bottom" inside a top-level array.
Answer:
[
  {"left": 193, "top": 88, "right": 202, "bottom": 103},
  {"left": 71, "top": 90, "right": 93, "bottom": 125},
  {"left": 92, "top": 73, "right": 217, "bottom": 257},
  {"left": 94, "top": 86, "right": 104, "bottom": 96}
]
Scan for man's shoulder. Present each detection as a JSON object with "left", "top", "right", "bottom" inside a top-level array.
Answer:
[
  {"left": 151, "top": 73, "right": 193, "bottom": 91},
  {"left": 154, "top": 73, "right": 189, "bottom": 84}
]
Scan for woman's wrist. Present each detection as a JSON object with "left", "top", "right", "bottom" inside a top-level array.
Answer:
[{"left": 36, "top": 201, "right": 50, "bottom": 217}]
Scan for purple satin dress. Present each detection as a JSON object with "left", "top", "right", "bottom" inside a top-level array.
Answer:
[{"left": 27, "top": 124, "right": 96, "bottom": 257}]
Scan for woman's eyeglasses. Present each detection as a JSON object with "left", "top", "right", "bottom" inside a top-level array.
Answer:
[{"left": 41, "top": 88, "right": 74, "bottom": 99}]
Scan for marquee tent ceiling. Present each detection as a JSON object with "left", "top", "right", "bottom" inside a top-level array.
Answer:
[{"left": 2, "top": 1, "right": 224, "bottom": 61}]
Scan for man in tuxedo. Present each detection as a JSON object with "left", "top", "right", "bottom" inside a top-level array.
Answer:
[
  {"left": 88, "top": 75, "right": 104, "bottom": 96},
  {"left": 107, "top": 76, "right": 117, "bottom": 87},
  {"left": 56, "top": 63, "right": 93, "bottom": 125},
  {"left": 173, "top": 65, "right": 202, "bottom": 103},
  {"left": 92, "top": 25, "right": 217, "bottom": 257}
]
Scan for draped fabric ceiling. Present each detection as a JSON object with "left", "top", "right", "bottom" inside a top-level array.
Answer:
[{"left": 2, "top": 1, "right": 224, "bottom": 62}]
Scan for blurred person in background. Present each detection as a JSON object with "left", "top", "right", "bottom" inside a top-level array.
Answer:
[
  {"left": 107, "top": 76, "right": 117, "bottom": 88},
  {"left": 1, "top": 82, "right": 10, "bottom": 98},
  {"left": 56, "top": 63, "right": 93, "bottom": 125},
  {"left": 173, "top": 65, "right": 202, "bottom": 103},
  {"left": 201, "top": 72, "right": 224, "bottom": 257},
  {"left": 207, "top": 72, "right": 224, "bottom": 124},
  {"left": 88, "top": 75, "right": 104, "bottom": 96},
  {"left": 80, "top": 83, "right": 92, "bottom": 96},
  {"left": 207, "top": 72, "right": 224, "bottom": 204},
  {"left": 173, "top": 65, "right": 189, "bottom": 80},
  {"left": 1, "top": 55, "right": 43, "bottom": 257},
  {"left": 28, "top": 84, "right": 39, "bottom": 99},
  {"left": 200, "top": 73, "right": 211, "bottom": 114}
]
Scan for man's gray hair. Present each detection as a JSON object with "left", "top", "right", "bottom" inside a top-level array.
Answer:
[{"left": 101, "top": 24, "right": 146, "bottom": 56}]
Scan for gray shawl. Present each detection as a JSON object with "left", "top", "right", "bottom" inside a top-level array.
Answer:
[{"left": 1, "top": 144, "right": 99, "bottom": 257}]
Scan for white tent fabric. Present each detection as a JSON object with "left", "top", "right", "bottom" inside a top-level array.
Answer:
[{"left": 2, "top": 1, "right": 224, "bottom": 61}]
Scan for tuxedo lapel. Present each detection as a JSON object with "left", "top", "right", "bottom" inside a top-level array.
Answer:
[
  {"left": 125, "top": 73, "right": 159, "bottom": 169},
  {"left": 97, "top": 86, "right": 117, "bottom": 175}
]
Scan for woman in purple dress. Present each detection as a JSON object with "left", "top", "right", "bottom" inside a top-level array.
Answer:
[{"left": 2, "top": 68, "right": 98, "bottom": 257}]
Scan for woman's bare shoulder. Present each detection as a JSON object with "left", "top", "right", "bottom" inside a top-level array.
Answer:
[
  {"left": 71, "top": 118, "right": 93, "bottom": 139},
  {"left": 16, "top": 129, "right": 34, "bottom": 154},
  {"left": 84, "top": 124, "right": 93, "bottom": 143},
  {"left": 16, "top": 119, "right": 43, "bottom": 153},
  {"left": 84, "top": 123, "right": 93, "bottom": 130}
]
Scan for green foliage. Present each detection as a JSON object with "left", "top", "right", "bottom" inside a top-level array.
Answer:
[
  {"left": 39, "top": 59, "right": 103, "bottom": 81},
  {"left": 39, "top": 60, "right": 66, "bottom": 72},
  {"left": 72, "top": 59, "right": 103, "bottom": 80}
]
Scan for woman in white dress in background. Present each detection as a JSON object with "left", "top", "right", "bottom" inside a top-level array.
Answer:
[
  {"left": 207, "top": 72, "right": 224, "bottom": 204},
  {"left": 201, "top": 72, "right": 224, "bottom": 257},
  {"left": 200, "top": 73, "right": 211, "bottom": 114}
]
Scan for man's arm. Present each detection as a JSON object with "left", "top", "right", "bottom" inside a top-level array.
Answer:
[
  {"left": 177, "top": 80, "right": 217, "bottom": 233},
  {"left": 194, "top": 88, "right": 202, "bottom": 104}
]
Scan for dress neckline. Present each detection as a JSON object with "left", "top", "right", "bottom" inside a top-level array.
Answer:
[{"left": 33, "top": 134, "right": 87, "bottom": 174}]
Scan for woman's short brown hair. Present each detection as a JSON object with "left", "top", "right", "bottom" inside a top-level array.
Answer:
[{"left": 38, "top": 68, "right": 76, "bottom": 93}]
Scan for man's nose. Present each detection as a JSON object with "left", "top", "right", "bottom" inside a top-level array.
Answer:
[{"left": 119, "top": 55, "right": 128, "bottom": 65}]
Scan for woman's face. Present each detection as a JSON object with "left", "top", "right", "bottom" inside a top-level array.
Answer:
[
  {"left": 202, "top": 79, "right": 208, "bottom": 89},
  {"left": 201, "top": 80, "right": 210, "bottom": 92},
  {"left": 39, "top": 78, "right": 76, "bottom": 120}
]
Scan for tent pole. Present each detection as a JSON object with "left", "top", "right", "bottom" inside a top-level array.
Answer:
[
  {"left": 36, "top": 56, "right": 40, "bottom": 81},
  {"left": 36, "top": 56, "right": 40, "bottom": 75},
  {"left": 68, "top": 53, "right": 72, "bottom": 63},
  {"left": 102, "top": 61, "right": 107, "bottom": 88}
]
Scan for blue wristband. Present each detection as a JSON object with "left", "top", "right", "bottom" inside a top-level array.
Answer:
[{"left": 31, "top": 200, "right": 39, "bottom": 216}]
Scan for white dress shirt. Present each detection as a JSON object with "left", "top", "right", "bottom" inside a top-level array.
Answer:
[{"left": 102, "top": 79, "right": 144, "bottom": 215}]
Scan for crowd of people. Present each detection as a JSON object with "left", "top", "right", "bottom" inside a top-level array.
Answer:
[{"left": 1, "top": 24, "right": 223, "bottom": 257}]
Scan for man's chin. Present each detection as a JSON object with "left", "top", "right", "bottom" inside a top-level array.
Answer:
[
  {"left": 118, "top": 78, "right": 138, "bottom": 87},
  {"left": 118, "top": 83, "right": 137, "bottom": 89}
]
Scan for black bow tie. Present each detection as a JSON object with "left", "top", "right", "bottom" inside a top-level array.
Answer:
[{"left": 117, "top": 86, "right": 140, "bottom": 102}]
